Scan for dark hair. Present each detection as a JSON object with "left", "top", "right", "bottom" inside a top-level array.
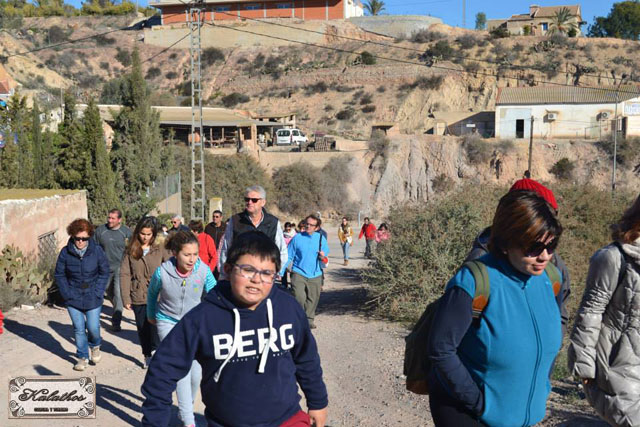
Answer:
[
  {"left": 378, "top": 223, "right": 388, "bottom": 231},
  {"left": 165, "top": 230, "right": 199, "bottom": 253},
  {"left": 127, "top": 216, "right": 159, "bottom": 260},
  {"left": 305, "top": 213, "right": 322, "bottom": 227},
  {"left": 189, "top": 219, "right": 204, "bottom": 234},
  {"left": 212, "top": 210, "right": 222, "bottom": 217},
  {"left": 489, "top": 191, "right": 562, "bottom": 255},
  {"left": 109, "top": 208, "right": 122, "bottom": 219},
  {"left": 364, "top": 217, "right": 370, "bottom": 221},
  {"left": 611, "top": 194, "right": 640, "bottom": 243},
  {"left": 225, "top": 231, "right": 281, "bottom": 273},
  {"left": 67, "top": 218, "right": 94, "bottom": 236}
]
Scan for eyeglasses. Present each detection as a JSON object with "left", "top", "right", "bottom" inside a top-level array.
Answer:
[
  {"left": 524, "top": 238, "right": 558, "bottom": 258},
  {"left": 305, "top": 222, "right": 318, "bottom": 228},
  {"left": 73, "top": 236, "right": 90, "bottom": 242},
  {"left": 233, "top": 264, "right": 276, "bottom": 283},
  {"left": 172, "top": 220, "right": 179, "bottom": 224},
  {"left": 244, "top": 197, "right": 262, "bottom": 203}
]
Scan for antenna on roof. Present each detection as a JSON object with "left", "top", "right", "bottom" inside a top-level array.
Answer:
[{"left": 189, "top": 0, "right": 205, "bottom": 220}]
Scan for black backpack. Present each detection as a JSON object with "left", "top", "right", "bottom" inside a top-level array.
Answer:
[{"left": 403, "top": 260, "right": 561, "bottom": 395}]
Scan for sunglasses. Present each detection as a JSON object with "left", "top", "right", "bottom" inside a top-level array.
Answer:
[
  {"left": 73, "top": 236, "right": 91, "bottom": 242},
  {"left": 244, "top": 197, "right": 262, "bottom": 203},
  {"left": 524, "top": 238, "right": 558, "bottom": 258}
]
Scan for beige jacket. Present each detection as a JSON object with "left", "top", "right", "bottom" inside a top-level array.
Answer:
[
  {"left": 568, "top": 241, "right": 640, "bottom": 427},
  {"left": 338, "top": 226, "right": 353, "bottom": 244}
]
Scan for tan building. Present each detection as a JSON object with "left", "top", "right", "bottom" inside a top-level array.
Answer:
[
  {"left": 488, "top": 4, "right": 583, "bottom": 36},
  {"left": 495, "top": 85, "right": 640, "bottom": 140},
  {"left": 0, "top": 190, "right": 88, "bottom": 261}
]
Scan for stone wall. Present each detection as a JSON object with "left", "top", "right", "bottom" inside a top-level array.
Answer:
[
  {"left": 0, "top": 191, "right": 88, "bottom": 259},
  {"left": 348, "top": 15, "right": 443, "bottom": 39}
]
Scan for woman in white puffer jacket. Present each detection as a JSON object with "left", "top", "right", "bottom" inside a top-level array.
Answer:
[{"left": 568, "top": 194, "right": 640, "bottom": 427}]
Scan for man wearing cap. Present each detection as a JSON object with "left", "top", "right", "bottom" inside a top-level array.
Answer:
[{"left": 465, "top": 178, "right": 571, "bottom": 335}]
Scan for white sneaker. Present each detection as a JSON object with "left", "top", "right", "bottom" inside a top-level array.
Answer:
[
  {"left": 90, "top": 346, "right": 102, "bottom": 364},
  {"left": 74, "top": 358, "right": 89, "bottom": 371},
  {"left": 143, "top": 356, "right": 152, "bottom": 369}
]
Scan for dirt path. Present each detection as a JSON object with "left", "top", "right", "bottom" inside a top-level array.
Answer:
[{"left": 0, "top": 227, "right": 605, "bottom": 426}]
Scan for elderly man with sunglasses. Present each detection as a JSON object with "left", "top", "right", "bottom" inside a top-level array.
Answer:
[
  {"left": 217, "top": 185, "right": 288, "bottom": 279},
  {"left": 465, "top": 178, "right": 571, "bottom": 336}
]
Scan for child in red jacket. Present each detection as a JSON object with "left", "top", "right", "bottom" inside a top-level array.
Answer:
[{"left": 358, "top": 217, "right": 377, "bottom": 258}]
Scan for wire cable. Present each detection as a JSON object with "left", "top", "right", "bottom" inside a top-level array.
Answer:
[{"left": 205, "top": 21, "right": 640, "bottom": 97}]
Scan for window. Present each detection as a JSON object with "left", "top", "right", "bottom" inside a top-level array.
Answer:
[
  {"left": 276, "top": 3, "right": 292, "bottom": 8},
  {"left": 38, "top": 231, "right": 57, "bottom": 267},
  {"left": 245, "top": 4, "right": 261, "bottom": 10},
  {"left": 277, "top": 130, "right": 290, "bottom": 137},
  {"left": 541, "top": 22, "right": 548, "bottom": 31},
  {"left": 292, "top": 130, "right": 299, "bottom": 136},
  {"left": 215, "top": 6, "right": 230, "bottom": 12}
]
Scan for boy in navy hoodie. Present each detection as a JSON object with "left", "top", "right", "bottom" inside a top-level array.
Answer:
[{"left": 141, "top": 231, "right": 328, "bottom": 427}]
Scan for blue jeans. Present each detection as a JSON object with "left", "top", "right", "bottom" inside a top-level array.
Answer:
[
  {"left": 67, "top": 305, "right": 102, "bottom": 359},
  {"left": 341, "top": 241, "right": 350, "bottom": 260},
  {"left": 156, "top": 320, "right": 202, "bottom": 426}
]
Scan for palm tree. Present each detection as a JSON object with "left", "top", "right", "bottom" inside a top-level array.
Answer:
[
  {"left": 548, "top": 7, "right": 578, "bottom": 35},
  {"left": 364, "top": 0, "right": 385, "bottom": 16}
]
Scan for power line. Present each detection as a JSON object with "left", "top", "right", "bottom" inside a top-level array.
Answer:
[
  {"left": 214, "top": 11, "right": 632, "bottom": 84},
  {"left": 205, "top": 21, "right": 640, "bottom": 97}
]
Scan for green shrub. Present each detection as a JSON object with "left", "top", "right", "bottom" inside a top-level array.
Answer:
[
  {"left": 362, "top": 105, "right": 376, "bottom": 113},
  {"left": 202, "top": 47, "right": 225, "bottom": 66},
  {"left": 423, "top": 40, "right": 454, "bottom": 61},
  {"left": 95, "top": 34, "right": 115, "bottom": 46},
  {"left": 463, "top": 134, "right": 493, "bottom": 164},
  {"left": 360, "top": 93, "right": 373, "bottom": 105},
  {"left": 363, "top": 186, "right": 502, "bottom": 321},
  {"left": 359, "top": 51, "right": 376, "bottom": 65},
  {"left": 100, "top": 61, "right": 110, "bottom": 71},
  {"left": 432, "top": 173, "right": 455, "bottom": 193},
  {"left": 377, "top": 85, "right": 386, "bottom": 93},
  {"left": 489, "top": 26, "right": 510, "bottom": 39},
  {"left": 165, "top": 71, "right": 178, "bottom": 79},
  {"left": 596, "top": 137, "right": 640, "bottom": 166},
  {"left": 411, "top": 29, "right": 446, "bottom": 43},
  {"left": 399, "top": 75, "right": 445, "bottom": 91},
  {"left": 336, "top": 107, "right": 356, "bottom": 120},
  {"left": 48, "top": 25, "right": 68, "bottom": 43},
  {"left": 115, "top": 48, "right": 131, "bottom": 67},
  {"left": 146, "top": 67, "right": 161, "bottom": 79},
  {"left": 550, "top": 158, "right": 575, "bottom": 180},
  {"left": 306, "top": 82, "right": 328, "bottom": 95},
  {"left": 221, "top": 92, "right": 250, "bottom": 108},
  {"left": 272, "top": 162, "right": 324, "bottom": 216},
  {"left": 456, "top": 34, "right": 479, "bottom": 49}
]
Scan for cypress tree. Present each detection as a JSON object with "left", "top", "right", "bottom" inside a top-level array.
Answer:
[
  {"left": 55, "top": 91, "right": 88, "bottom": 190},
  {"left": 12, "top": 94, "right": 34, "bottom": 188},
  {"left": 0, "top": 93, "right": 29, "bottom": 188},
  {"left": 40, "top": 130, "right": 58, "bottom": 189},
  {"left": 31, "top": 101, "right": 44, "bottom": 186},
  {"left": 110, "top": 46, "right": 163, "bottom": 220},
  {"left": 83, "top": 98, "right": 117, "bottom": 223}
]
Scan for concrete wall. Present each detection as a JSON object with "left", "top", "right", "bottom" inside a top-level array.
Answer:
[
  {"left": 348, "top": 15, "right": 443, "bottom": 39},
  {"left": 495, "top": 102, "right": 638, "bottom": 140},
  {"left": 0, "top": 191, "right": 88, "bottom": 259},
  {"left": 150, "top": 192, "right": 182, "bottom": 217},
  {"left": 256, "top": 149, "right": 366, "bottom": 173}
]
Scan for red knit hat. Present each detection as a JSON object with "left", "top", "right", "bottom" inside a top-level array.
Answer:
[{"left": 509, "top": 179, "right": 558, "bottom": 211}]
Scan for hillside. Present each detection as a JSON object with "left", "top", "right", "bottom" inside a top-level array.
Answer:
[{"left": 2, "top": 16, "right": 639, "bottom": 139}]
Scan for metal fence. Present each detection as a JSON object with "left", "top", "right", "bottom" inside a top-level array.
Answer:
[{"left": 148, "top": 172, "right": 181, "bottom": 201}]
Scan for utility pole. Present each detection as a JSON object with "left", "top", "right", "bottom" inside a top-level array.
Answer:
[
  {"left": 189, "top": 0, "right": 205, "bottom": 220},
  {"left": 612, "top": 74, "right": 628, "bottom": 194},
  {"left": 462, "top": 0, "right": 466, "bottom": 28},
  {"left": 528, "top": 116, "right": 534, "bottom": 175}
]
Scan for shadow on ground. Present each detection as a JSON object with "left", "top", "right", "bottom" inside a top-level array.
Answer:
[
  {"left": 3, "top": 318, "right": 77, "bottom": 365},
  {"left": 317, "top": 267, "right": 374, "bottom": 317},
  {"left": 48, "top": 320, "right": 143, "bottom": 368},
  {"left": 97, "top": 383, "right": 144, "bottom": 425}
]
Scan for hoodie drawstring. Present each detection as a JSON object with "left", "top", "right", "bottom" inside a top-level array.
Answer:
[
  {"left": 214, "top": 308, "right": 241, "bottom": 383},
  {"left": 214, "top": 298, "right": 274, "bottom": 382},
  {"left": 258, "top": 299, "right": 273, "bottom": 374}
]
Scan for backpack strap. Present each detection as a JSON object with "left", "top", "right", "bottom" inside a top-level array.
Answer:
[
  {"left": 613, "top": 241, "right": 630, "bottom": 286},
  {"left": 462, "top": 260, "right": 490, "bottom": 319},
  {"left": 545, "top": 263, "right": 562, "bottom": 297}
]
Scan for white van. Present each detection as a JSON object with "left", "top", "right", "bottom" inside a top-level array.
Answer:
[{"left": 275, "top": 128, "right": 308, "bottom": 146}]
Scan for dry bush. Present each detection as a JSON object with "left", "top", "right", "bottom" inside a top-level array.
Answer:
[{"left": 411, "top": 29, "right": 447, "bottom": 43}]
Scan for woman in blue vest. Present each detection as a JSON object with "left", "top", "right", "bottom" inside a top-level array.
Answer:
[
  {"left": 54, "top": 218, "right": 111, "bottom": 371},
  {"left": 427, "top": 191, "right": 563, "bottom": 427}
]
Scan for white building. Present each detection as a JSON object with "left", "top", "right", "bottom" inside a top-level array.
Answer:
[{"left": 495, "top": 86, "right": 640, "bottom": 140}]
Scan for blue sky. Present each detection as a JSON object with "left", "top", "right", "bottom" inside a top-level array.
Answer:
[{"left": 63, "top": 0, "right": 616, "bottom": 29}]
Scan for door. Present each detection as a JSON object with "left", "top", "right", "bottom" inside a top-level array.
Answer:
[{"left": 516, "top": 119, "right": 525, "bottom": 139}]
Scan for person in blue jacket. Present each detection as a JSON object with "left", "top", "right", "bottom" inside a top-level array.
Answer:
[
  {"left": 427, "top": 191, "right": 563, "bottom": 427},
  {"left": 146, "top": 230, "right": 216, "bottom": 427},
  {"left": 54, "top": 218, "right": 110, "bottom": 371},
  {"left": 141, "top": 231, "right": 328, "bottom": 427}
]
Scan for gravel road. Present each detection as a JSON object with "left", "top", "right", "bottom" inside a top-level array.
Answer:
[{"left": 0, "top": 227, "right": 606, "bottom": 426}]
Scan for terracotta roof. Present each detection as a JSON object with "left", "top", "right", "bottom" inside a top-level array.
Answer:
[
  {"left": 531, "top": 5, "right": 580, "bottom": 18},
  {"left": 0, "top": 80, "right": 10, "bottom": 95},
  {"left": 496, "top": 86, "right": 640, "bottom": 105}
]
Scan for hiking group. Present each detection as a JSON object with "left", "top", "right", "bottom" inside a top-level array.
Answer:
[{"left": 49, "top": 178, "right": 640, "bottom": 427}]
